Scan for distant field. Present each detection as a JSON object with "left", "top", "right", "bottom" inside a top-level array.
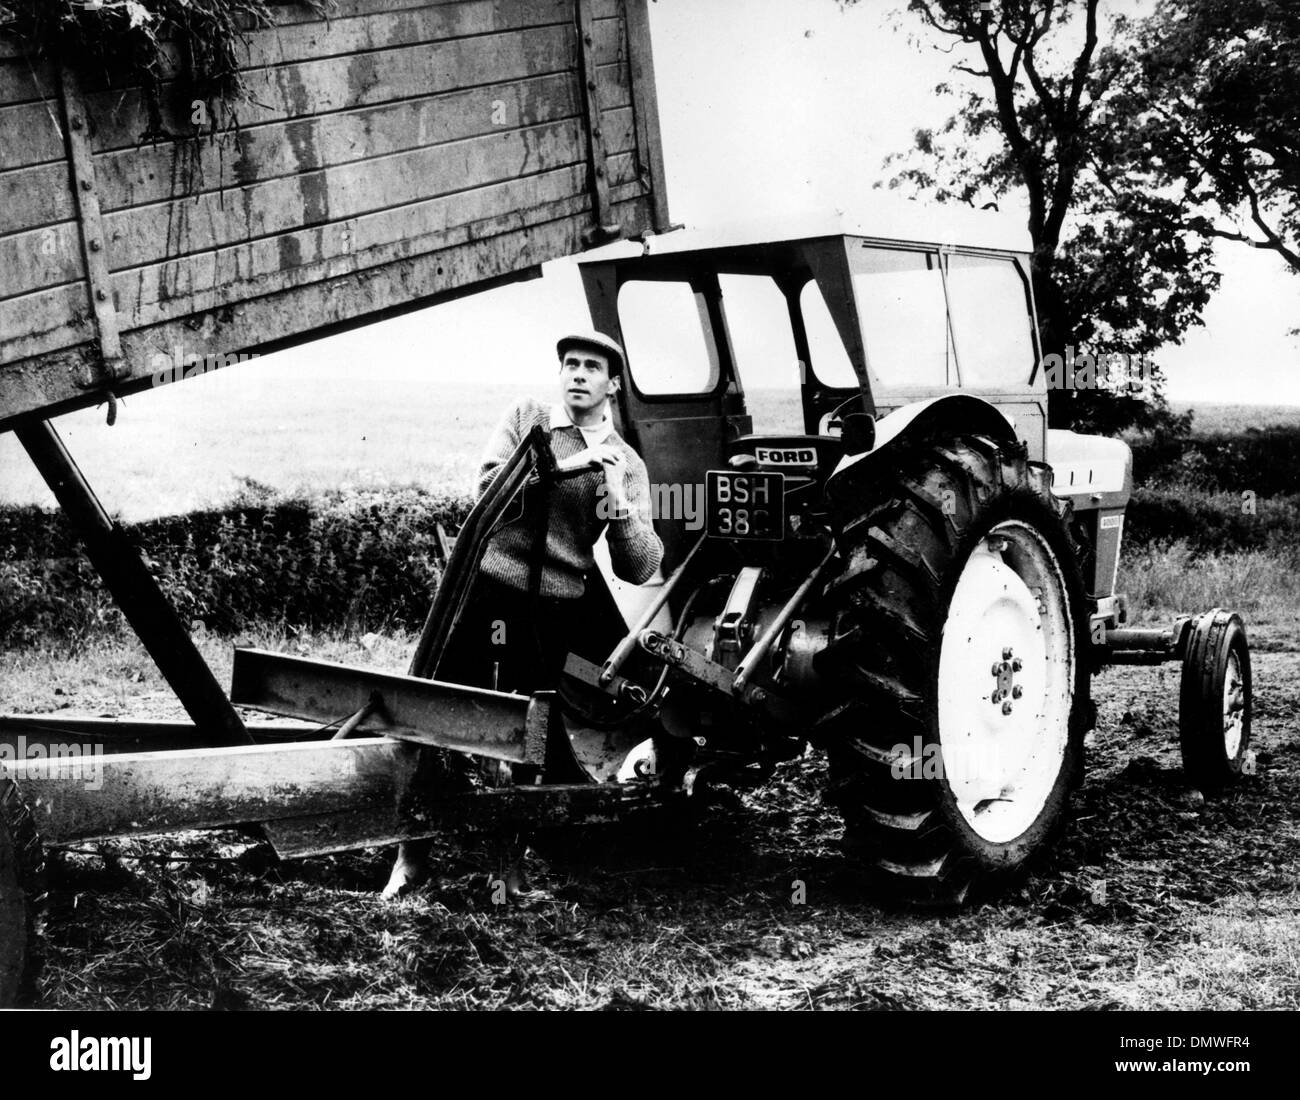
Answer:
[
  {"left": 1171, "top": 401, "right": 1300, "bottom": 435},
  {"left": 4, "top": 376, "right": 1296, "bottom": 524},
  {"left": 0, "top": 380, "right": 807, "bottom": 522},
  {"left": 0, "top": 378, "right": 522, "bottom": 523}
]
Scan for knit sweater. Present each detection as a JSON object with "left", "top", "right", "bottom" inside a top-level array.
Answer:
[{"left": 476, "top": 397, "right": 664, "bottom": 599}]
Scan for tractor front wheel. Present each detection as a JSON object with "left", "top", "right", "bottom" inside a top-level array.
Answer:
[
  {"left": 816, "top": 435, "right": 1090, "bottom": 904},
  {"left": 1179, "top": 609, "right": 1252, "bottom": 793}
]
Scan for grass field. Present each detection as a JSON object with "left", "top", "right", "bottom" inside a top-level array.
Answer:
[
  {"left": 3, "top": 394, "right": 1299, "bottom": 1010},
  {"left": 0, "top": 377, "right": 1296, "bottom": 520},
  {"left": 3, "top": 390, "right": 1300, "bottom": 637},
  {"left": 0, "top": 378, "right": 520, "bottom": 523},
  {"left": 6, "top": 623, "right": 1297, "bottom": 1010}
]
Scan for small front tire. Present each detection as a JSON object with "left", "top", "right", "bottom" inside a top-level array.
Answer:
[{"left": 1179, "top": 609, "right": 1252, "bottom": 793}]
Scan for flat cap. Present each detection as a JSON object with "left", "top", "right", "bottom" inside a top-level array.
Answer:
[{"left": 556, "top": 329, "right": 626, "bottom": 376}]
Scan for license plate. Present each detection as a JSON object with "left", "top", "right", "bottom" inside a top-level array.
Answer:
[{"left": 705, "top": 471, "right": 784, "bottom": 540}]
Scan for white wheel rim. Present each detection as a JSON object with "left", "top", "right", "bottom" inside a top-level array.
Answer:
[
  {"left": 1223, "top": 648, "right": 1245, "bottom": 760},
  {"left": 937, "top": 520, "right": 1075, "bottom": 844}
]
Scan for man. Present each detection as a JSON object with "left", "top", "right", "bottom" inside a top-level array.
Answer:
[{"left": 383, "top": 330, "right": 663, "bottom": 898}]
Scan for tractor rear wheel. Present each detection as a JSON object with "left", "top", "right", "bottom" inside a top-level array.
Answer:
[
  {"left": 816, "top": 435, "right": 1090, "bottom": 904},
  {"left": 0, "top": 762, "right": 44, "bottom": 1006}
]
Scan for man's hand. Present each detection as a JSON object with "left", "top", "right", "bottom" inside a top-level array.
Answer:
[{"left": 571, "top": 443, "right": 630, "bottom": 515}]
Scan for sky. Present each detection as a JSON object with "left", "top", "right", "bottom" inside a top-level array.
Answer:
[
  {"left": 249, "top": 0, "right": 1298, "bottom": 402},
  {"left": 4, "top": 0, "right": 1299, "bottom": 511}
]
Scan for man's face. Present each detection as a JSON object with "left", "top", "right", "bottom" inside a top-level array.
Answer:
[{"left": 560, "top": 347, "right": 618, "bottom": 414}]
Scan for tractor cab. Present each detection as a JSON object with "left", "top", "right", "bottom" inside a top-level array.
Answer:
[{"left": 577, "top": 208, "right": 1047, "bottom": 572}]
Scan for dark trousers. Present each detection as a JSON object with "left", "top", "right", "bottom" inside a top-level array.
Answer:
[
  {"left": 396, "top": 576, "right": 580, "bottom": 876},
  {"left": 434, "top": 574, "right": 577, "bottom": 695}
]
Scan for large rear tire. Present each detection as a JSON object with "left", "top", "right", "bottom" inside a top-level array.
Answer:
[
  {"left": 816, "top": 435, "right": 1090, "bottom": 904},
  {"left": 0, "top": 762, "right": 45, "bottom": 1006}
]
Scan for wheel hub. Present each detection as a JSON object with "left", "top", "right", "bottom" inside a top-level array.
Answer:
[
  {"left": 990, "top": 647, "right": 1025, "bottom": 713},
  {"left": 1223, "top": 648, "right": 1245, "bottom": 758}
]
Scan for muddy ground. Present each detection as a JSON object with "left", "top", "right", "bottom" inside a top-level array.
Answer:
[{"left": 14, "top": 627, "right": 1300, "bottom": 1010}]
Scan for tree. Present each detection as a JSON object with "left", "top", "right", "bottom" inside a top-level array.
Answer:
[
  {"left": 1108, "top": 0, "right": 1300, "bottom": 275},
  {"left": 866, "top": 0, "right": 1217, "bottom": 433}
]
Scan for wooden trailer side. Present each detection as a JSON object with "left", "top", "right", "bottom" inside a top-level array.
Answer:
[{"left": 0, "top": 0, "right": 671, "bottom": 430}]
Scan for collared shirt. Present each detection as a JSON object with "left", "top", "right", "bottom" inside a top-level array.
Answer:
[{"left": 548, "top": 401, "right": 615, "bottom": 449}]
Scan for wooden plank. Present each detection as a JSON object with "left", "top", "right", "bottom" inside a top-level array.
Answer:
[
  {"left": 77, "top": 22, "right": 629, "bottom": 154},
  {"left": 0, "top": 160, "right": 72, "bottom": 236},
  {"left": 262, "top": 0, "right": 625, "bottom": 31},
  {"left": 0, "top": 11, "right": 627, "bottom": 170},
  {"left": 95, "top": 69, "right": 628, "bottom": 211},
  {"left": 576, "top": 0, "right": 618, "bottom": 239},
  {"left": 0, "top": 53, "right": 56, "bottom": 105},
  {"left": 0, "top": 284, "right": 93, "bottom": 365},
  {"left": 150, "top": 0, "right": 577, "bottom": 78},
  {"left": 122, "top": 149, "right": 644, "bottom": 330},
  {"left": 57, "top": 67, "right": 124, "bottom": 376},
  {"left": 0, "top": 221, "right": 83, "bottom": 300},
  {"left": 0, "top": 341, "right": 99, "bottom": 422},
  {"left": 0, "top": 191, "right": 654, "bottom": 422},
  {"left": 625, "top": 0, "right": 672, "bottom": 233},
  {"left": 0, "top": 98, "right": 63, "bottom": 172},
  {"left": 108, "top": 116, "right": 587, "bottom": 267},
  {"left": 0, "top": 167, "right": 645, "bottom": 365},
  {"left": 0, "top": 24, "right": 568, "bottom": 170},
  {"left": 0, "top": 66, "right": 631, "bottom": 236},
  {"left": 0, "top": 100, "right": 636, "bottom": 302}
]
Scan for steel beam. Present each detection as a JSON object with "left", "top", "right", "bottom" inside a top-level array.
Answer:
[
  {"left": 1093, "top": 618, "right": 1192, "bottom": 666},
  {"left": 230, "top": 648, "right": 549, "bottom": 765},
  {"left": 6, "top": 734, "right": 653, "bottom": 855},
  {"left": 14, "top": 420, "right": 250, "bottom": 748},
  {"left": 0, "top": 715, "right": 317, "bottom": 756},
  {"left": 7, "top": 738, "right": 411, "bottom": 845}
]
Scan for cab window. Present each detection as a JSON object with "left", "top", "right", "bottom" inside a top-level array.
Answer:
[
  {"left": 718, "top": 273, "right": 803, "bottom": 433},
  {"left": 945, "top": 254, "right": 1036, "bottom": 387},
  {"left": 851, "top": 248, "right": 955, "bottom": 389},
  {"left": 617, "top": 280, "right": 720, "bottom": 395},
  {"left": 798, "top": 280, "right": 859, "bottom": 389}
]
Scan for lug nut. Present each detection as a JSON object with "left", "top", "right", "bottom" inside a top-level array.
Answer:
[
  {"left": 1002, "top": 701, "right": 1013, "bottom": 715},
  {"left": 991, "top": 662, "right": 1002, "bottom": 676},
  {"left": 1002, "top": 647, "right": 1013, "bottom": 660},
  {"left": 1012, "top": 658, "right": 1023, "bottom": 672},
  {"left": 1012, "top": 685, "right": 1023, "bottom": 699}
]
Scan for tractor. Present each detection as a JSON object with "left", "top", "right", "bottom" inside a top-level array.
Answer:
[
  {"left": 0, "top": 207, "right": 1253, "bottom": 1005},
  {"left": 536, "top": 206, "right": 1252, "bottom": 904}
]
